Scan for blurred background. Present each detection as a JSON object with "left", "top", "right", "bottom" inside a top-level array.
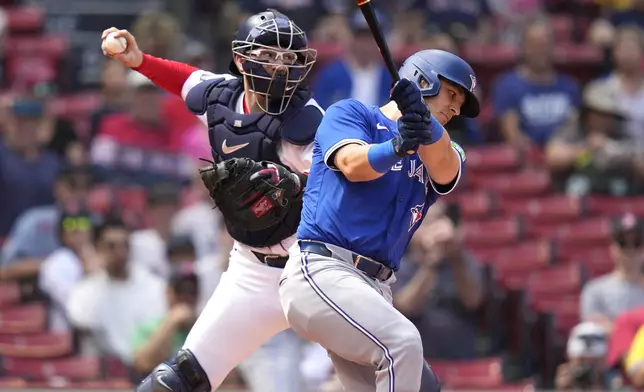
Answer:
[{"left": 0, "top": 0, "right": 644, "bottom": 390}]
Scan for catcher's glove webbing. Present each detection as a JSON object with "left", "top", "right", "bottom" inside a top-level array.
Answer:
[{"left": 199, "top": 157, "right": 304, "bottom": 231}]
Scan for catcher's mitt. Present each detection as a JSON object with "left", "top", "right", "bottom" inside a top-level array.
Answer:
[{"left": 199, "top": 157, "right": 304, "bottom": 231}]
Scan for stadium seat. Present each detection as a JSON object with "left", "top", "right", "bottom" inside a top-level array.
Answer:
[
  {"left": 0, "top": 333, "right": 73, "bottom": 358},
  {"left": 116, "top": 187, "right": 147, "bottom": 214},
  {"left": 5, "top": 55, "right": 58, "bottom": 86},
  {"left": 551, "top": 15, "right": 574, "bottom": 42},
  {"left": 528, "top": 263, "right": 587, "bottom": 297},
  {"left": 4, "top": 35, "right": 68, "bottom": 57},
  {"left": 555, "top": 43, "right": 602, "bottom": 64},
  {"left": 51, "top": 92, "right": 104, "bottom": 119},
  {"left": 86, "top": 186, "right": 115, "bottom": 215},
  {"left": 0, "top": 377, "right": 27, "bottom": 388},
  {"left": 103, "top": 357, "right": 130, "bottom": 379},
  {"left": 0, "top": 303, "right": 47, "bottom": 334},
  {"left": 500, "top": 195, "right": 585, "bottom": 222},
  {"left": 5, "top": 5, "right": 45, "bottom": 33},
  {"left": 26, "top": 379, "right": 133, "bottom": 389},
  {"left": 461, "top": 43, "right": 517, "bottom": 65},
  {"left": 430, "top": 357, "right": 504, "bottom": 388},
  {"left": 2, "top": 357, "right": 101, "bottom": 381},
  {"left": 462, "top": 216, "right": 523, "bottom": 246},
  {"left": 469, "top": 170, "right": 551, "bottom": 197},
  {"left": 586, "top": 196, "right": 644, "bottom": 216},
  {"left": 465, "top": 144, "right": 522, "bottom": 172},
  {"left": 529, "top": 218, "right": 612, "bottom": 245},
  {"left": 0, "top": 281, "right": 21, "bottom": 308},
  {"left": 451, "top": 191, "right": 495, "bottom": 220},
  {"left": 472, "top": 239, "right": 555, "bottom": 265}
]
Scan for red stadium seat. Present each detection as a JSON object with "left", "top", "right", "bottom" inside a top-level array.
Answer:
[
  {"left": 466, "top": 144, "right": 522, "bottom": 172},
  {"left": 51, "top": 92, "right": 104, "bottom": 119},
  {"left": 116, "top": 187, "right": 147, "bottom": 214},
  {"left": 0, "top": 303, "right": 46, "bottom": 334},
  {"left": 0, "top": 333, "right": 73, "bottom": 358},
  {"left": 5, "top": 6, "right": 45, "bottom": 33},
  {"left": 556, "top": 243, "right": 611, "bottom": 263},
  {"left": 469, "top": 170, "right": 551, "bottom": 197},
  {"left": 528, "top": 218, "right": 612, "bottom": 245},
  {"left": 26, "top": 379, "right": 133, "bottom": 389},
  {"left": 0, "top": 377, "right": 27, "bottom": 388},
  {"left": 86, "top": 186, "right": 114, "bottom": 215},
  {"left": 528, "top": 263, "right": 587, "bottom": 297},
  {"left": 461, "top": 44, "right": 517, "bottom": 65},
  {"left": 500, "top": 195, "right": 584, "bottom": 222},
  {"left": 551, "top": 15, "right": 574, "bottom": 42},
  {"left": 103, "top": 357, "right": 130, "bottom": 379},
  {"left": 472, "top": 239, "right": 554, "bottom": 265},
  {"left": 3, "top": 357, "right": 101, "bottom": 381},
  {"left": 430, "top": 357, "right": 504, "bottom": 388},
  {"left": 6, "top": 55, "right": 57, "bottom": 85},
  {"left": 4, "top": 35, "right": 68, "bottom": 57},
  {"left": 462, "top": 216, "right": 522, "bottom": 246},
  {"left": 555, "top": 44, "right": 603, "bottom": 64},
  {"left": 0, "top": 281, "right": 21, "bottom": 308},
  {"left": 586, "top": 196, "right": 644, "bottom": 216},
  {"left": 450, "top": 191, "right": 495, "bottom": 220}
]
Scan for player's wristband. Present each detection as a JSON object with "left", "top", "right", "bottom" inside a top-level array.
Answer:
[
  {"left": 367, "top": 141, "right": 401, "bottom": 173},
  {"left": 426, "top": 116, "right": 444, "bottom": 145}
]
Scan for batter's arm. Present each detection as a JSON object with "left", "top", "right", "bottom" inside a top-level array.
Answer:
[
  {"left": 417, "top": 129, "right": 460, "bottom": 185},
  {"left": 333, "top": 144, "right": 388, "bottom": 182}
]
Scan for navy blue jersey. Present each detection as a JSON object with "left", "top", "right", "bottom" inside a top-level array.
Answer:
[{"left": 297, "top": 99, "right": 466, "bottom": 270}]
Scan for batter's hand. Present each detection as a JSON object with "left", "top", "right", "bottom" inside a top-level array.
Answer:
[{"left": 101, "top": 27, "right": 143, "bottom": 68}]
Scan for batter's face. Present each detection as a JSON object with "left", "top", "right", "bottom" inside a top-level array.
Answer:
[{"left": 425, "top": 80, "right": 466, "bottom": 125}]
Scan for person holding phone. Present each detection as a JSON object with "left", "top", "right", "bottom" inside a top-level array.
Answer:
[{"left": 392, "top": 201, "right": 484, "bottom": 359}]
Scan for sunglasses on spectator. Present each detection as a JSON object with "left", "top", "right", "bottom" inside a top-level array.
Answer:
[
  {"left": 61, "top": 217, "right": 91, "bottom": 232},
  {"left": 617, "top": 237, "right": 643, "bottom": 248}
]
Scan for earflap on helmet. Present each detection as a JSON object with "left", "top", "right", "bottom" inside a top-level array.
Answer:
[{"left": 399, "top": 62, "right": 442, "bottom": 98}]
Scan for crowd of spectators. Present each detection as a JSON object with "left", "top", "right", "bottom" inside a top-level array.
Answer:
[{"left": 3, "top": 0, "right": 644, "bottom": 390}]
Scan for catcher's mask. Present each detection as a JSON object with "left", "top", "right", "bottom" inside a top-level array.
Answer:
[{"left": 230, "top": 9, "right": 317, "bottom": 115}]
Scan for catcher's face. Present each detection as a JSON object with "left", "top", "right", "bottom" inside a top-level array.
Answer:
[{"left": 425, "top": 79, "right": 466, "bottom": 125}]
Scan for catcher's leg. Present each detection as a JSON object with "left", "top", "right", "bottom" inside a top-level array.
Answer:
[{"left": 181, "top": 243, "right": 292, "bottom": 389}]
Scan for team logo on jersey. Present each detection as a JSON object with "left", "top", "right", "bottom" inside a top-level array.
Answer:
[
  {"left": 409, "top": 204, "right": 425, "bottom": 232},
  {"left": 451, "top": 141, "right": 466, "bottom": 161}
]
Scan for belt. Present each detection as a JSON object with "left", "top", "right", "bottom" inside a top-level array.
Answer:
[
  {"left": 299, "top": 241, "right": 393, "bottom": 282},
  {"left": 251, "top": 251, "right": 289, "bottom": 268}
]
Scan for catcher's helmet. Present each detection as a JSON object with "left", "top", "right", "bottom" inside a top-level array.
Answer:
[
  {"left": 229, "top": 9, "right": 317, "bottom": 115},
  {"left": 398, "top": 50, "right": 480, "bottom": 118}
]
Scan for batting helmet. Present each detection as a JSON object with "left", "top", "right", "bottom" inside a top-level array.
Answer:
[
  {"left": 398, "top": 50, "right": 480, "bottom": 118},
  {"left": 229, "top": 9, "right": 317, "bottom": 115}
]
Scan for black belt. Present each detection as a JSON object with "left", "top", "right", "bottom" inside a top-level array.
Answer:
[
  {"left": 299, "top": 241, "right": 393, "bottom": 282},
  {"left": 251, "top": 252, "right": 289, "bottom": 268}
]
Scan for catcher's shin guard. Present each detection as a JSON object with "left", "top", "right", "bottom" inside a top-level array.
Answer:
[
  {"left": 136, "top": 349, "right": 211, "bottom": 392},
  {"left": 420, "top": 362, "right": 441, "bottom": 392}
]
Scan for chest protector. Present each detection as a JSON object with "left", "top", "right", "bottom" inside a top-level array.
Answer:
[{"left": 195, "top": 77, "right": 316, "bottom": 250}]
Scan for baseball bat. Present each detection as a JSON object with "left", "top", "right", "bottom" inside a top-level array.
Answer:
[{"left": 356, "top": 0, "right": 400, "bottom": 82}]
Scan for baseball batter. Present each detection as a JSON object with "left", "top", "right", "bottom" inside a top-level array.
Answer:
[
  {"left": 101, "top": 9, "right": 326, "bottom": 392},
  {"left": 279, "top": 50, "right": 481, "bottom": 392}
]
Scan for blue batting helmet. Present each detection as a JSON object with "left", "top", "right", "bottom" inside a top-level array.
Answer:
[{"left": 398, "top": 50, "right": 480, "bottom": 118}]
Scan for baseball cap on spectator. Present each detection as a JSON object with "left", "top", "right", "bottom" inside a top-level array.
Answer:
[
  {"left": 126, "top": 70, "right": 157, "bottom": 91},
  {"left": 582, "top": 80, "right": 627, "bottom": 120},
  {"left": 167, "top": 235, "right": 196, "bottom": 263},
  {"left": 11, "top": 98, "right": 44, "bottom": 118},
  {"left": 567, "top": 322, "right": 608, "bottom": 358},
  {"left": 612, "top": 213, "right": 644, "bottom": 248},
  {"left": 168, "top": 262, "right": 199, "bottom": 301}
]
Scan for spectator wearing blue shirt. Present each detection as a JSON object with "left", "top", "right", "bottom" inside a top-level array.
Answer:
[
  {"left": 492, "top": 17, "right": 581, "bottom": 148},
  {"left": 312, "top": 10, "right": 393, "bottom": 110},
  {"left": 1, "top": 167, "right": 91, "bottom": 280},
  {"left": 0, "top": 99, "right": 61, "bottom": 240}
]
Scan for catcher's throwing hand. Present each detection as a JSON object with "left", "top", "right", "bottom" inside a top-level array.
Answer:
[
  {"left": 199, "top": 158, "right": 303, "bottom": 231},
  {"left": 100, "top": 27, "right": 143, "bottom": 68}
]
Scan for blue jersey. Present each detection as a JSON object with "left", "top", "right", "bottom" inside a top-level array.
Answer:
[{"left": 297, "top": 99, "right": 466, "bottom": 270}]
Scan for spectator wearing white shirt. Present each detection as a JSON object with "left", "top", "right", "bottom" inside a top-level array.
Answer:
[
  {"left": 38, "top": 210, "right": 100, "bottom": 332},
  {"left": 130, "top": 183, "right": 181, "bottom": 278},
  {"left": 66, "top": 217, "right": 167, "bottom": 365}
]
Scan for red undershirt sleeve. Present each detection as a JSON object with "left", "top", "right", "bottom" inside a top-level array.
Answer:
[{"left": 132, "top": 53, "right": 199, "bottom": 97}]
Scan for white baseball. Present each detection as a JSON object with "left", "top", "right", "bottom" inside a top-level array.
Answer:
[{"left": 104, "top": 33, "right": 128, "bottom": 54}]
